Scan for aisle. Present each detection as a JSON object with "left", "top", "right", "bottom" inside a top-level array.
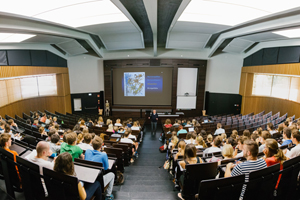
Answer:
[{"left": 113, "top": 124, "right": 179, "bottom": 200}]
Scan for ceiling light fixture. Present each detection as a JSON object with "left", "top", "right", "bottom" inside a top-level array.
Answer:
[
  {"left": 0, "top": 33, "right": 36, "bottom": 43},
  {"left": 273, "top": 28, "right": 300, "bottom": 38},
  {"left": 178, "top": 0, "right": 300, "bottom": 26},
  {"left": 0, "top": 0, "right": 129, "bottom": 27}
]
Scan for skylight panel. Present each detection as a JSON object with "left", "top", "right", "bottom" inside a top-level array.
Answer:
[
  {"left": 178, "top": 0, "right": 300, "bottom": 26},
  {"left": 0, "top": 33, "right": 36, "bottom": 43}
]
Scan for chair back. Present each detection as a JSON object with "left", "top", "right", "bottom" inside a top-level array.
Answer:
[
  {"left": 43, "top": 167, "right": 80, "bottom": 200},
  {"left": 276, "top": 155, "right": 300, "bottom": 199},
  {"left": 243, "top": 163, "right": 280, "bottom": 200},
  {"left": 16, "top": 156, "right": 46, "bottom": 200},
  {"left": 0, "top": 147, "right": 22, "bottom": 198},
  {"left": 182, "top": 162, "right": 218, "bottom": 199},
  {"left": 198, "top": 174, "right": 245, "bottom": 200}
]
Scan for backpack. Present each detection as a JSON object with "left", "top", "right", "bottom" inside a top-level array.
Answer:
[
  {"left": 159, "top": 144, "right": 167, "bottom": 153},
  {"left": 114, "top": 171, "right": 124, "bottom": 185}
]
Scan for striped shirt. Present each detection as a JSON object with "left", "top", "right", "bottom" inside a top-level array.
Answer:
[{"left": 231, "top": 158, "right": 267, "bottom": 199}]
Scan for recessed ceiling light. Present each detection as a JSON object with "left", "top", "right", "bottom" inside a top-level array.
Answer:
[
  {"left": 273, "top": 28, "right": 300, "bottom": 38},
  {"left": 178, "top": 0, "right": 300, "bottom": 26},
  {"left": 0, "top": 0, "right": 129, "bottom": 27},
  {"left": 0, "top": 33, "right": 35, "bottom": 43}
]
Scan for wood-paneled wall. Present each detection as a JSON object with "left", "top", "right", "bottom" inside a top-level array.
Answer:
[
  {"left": 240, "top": 63, "right": 300, "bottom": 118},
  {"left": 0, "top": 66, "right": 71, "bottom": 117},
  {"left": 104, "top": 59, "right": 207, "bottom": 117}
]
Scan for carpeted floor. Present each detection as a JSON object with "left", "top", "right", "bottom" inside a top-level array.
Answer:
[{"left": 112, "top": 124, "right": 179, "bottom": 200}]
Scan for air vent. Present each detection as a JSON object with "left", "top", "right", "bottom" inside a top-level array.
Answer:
[
  {"left": 126, "top": 64, "right": 133, "bottom": 66},
  {"left": 56, "top": 39, "right": 88, "bottom": 56},
  {"left": 193, "top": 64, "right": 200, "bottom": 66}
]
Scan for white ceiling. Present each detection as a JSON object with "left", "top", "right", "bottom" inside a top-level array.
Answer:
[{"left": 0, "top": 0, "right": 300, "bottom": 58}]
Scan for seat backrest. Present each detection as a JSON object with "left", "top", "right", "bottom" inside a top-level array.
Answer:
[
  {"left": 243, "top": 163, "right": 280, "bottom": 200},
  {"left": 198, "top": 174, "right": 245, "bottom": 200},
  {"left": 182, "top": 162, "right": 218, "bottom": 199},
  {"left": 43, "top": 167, "right": 80, "bottom": 200},
  {"left": 16, "top": 156, "right": 46, "bottom": 200},
  {"left": 0, "top": 147, "right": 22, "bottom": 198},
  {"left": 276, "top": 155, "right": 300, "bottom": 199},
  {"left": 23, "top": 135, "right": 37, "bottom": 146}
]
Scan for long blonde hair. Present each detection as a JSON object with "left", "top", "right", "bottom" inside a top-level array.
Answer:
[
  {"left": 196, "top": 136, "right": 207, "bottom": 148},
  {"left": 265, "top": 139, "right": 286, "bottom": 164},
  {"left": 178, "top": 141, "right": 186, "bottom": 154}
]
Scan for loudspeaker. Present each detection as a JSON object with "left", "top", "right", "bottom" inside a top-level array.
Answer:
[{"left": 99, "top": 91, "right": 104, "bottom": 110}]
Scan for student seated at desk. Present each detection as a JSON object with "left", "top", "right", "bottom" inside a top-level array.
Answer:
[
  {"left": 55, "top": 153, "right": 103, "bottom": 200},
  {"left": 175, "top": 141, "right": 186, "bottom": 160},
  {"left": 27, "top": 141, "right": 54, "bottom": 196},
  {"left": 60, "top": 132, "right": 84, "bottom": 161},
  {"left": 164, "top": 119, "right": 172, "bottom": 128},
  {"left": 203, "top": 136, "right": 222, "bottom": 157},
  {"left": 85, "top": 136, "right": 115, "bottom": 200},
  {"left": 214, "top": 123, "right": 225, "bottom": 135},
  {"left": 178, "top": 143, "right": 203, "bottom": 199},
  {"left": 49, "top": 134, "right": 61, "bottom": 154},
  {"left": 281, "top": 127, "right": 292, "bottom": 146},
  {"left": 284, "top": 129, "right": 300, "bottom": 159},
  {"left": 131, "top": 121, "right": 140, "bottom": 130},
  {"left": 0, "top": 133, "right": 20, "bottom": 180},
  {"left": 195, "top": 136, "right": 207, "bottom": 149},
  {"left": 186, "top": 132, "right": 197, "bottom": 144},
  {"left": 106, "top": 124, "right": 114, "bottom": 133},
  {"left": 114, "top": 119, "right": 122, "bottom": 127},
  {"left": 78, "top": 133, "right": 93, "bottom": 151},
  {"left": 177, "top": 125, "right": 187, "bottom": 136}
]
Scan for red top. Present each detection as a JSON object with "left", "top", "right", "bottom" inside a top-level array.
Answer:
[
  {"left": 164, "top": 124, "right": 172, "bottom": 128},
  {"left": 265, "top": 156, "right": 282, "bottom": 189}
]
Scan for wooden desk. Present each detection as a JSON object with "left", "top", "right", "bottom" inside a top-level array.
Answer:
[
  {"left": 10, "top": 144, "right": 27, "bottom": 155},
  {"left": 20, "top": 150, "right": 32, "bottom": 158},
  {"left": 74, "top": 164, "right": 100, "bottom": 183},
  {"left": 108, "top": 159, "right": 116, "bottom": 169}
]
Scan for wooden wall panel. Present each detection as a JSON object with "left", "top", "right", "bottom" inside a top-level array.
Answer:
[
  {"left": 240, "top": 64, "right": 300, "bottom": 117},
  {"left": 242, "top": 63, "right": 300, "bottom": 75},
  {"left": 0, "top": 66, "right": 68, "bottom": 78},
  {"left": 0, "top": 66, "right": 71, "bottom": 117}
]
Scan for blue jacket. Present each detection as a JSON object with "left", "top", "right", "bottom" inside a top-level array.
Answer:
[
  {"left": 281, "top": 139, "right": 292, "bottom": 147},
  {"left": 85, "top": 149, "right": 109, "bottom": 170}
]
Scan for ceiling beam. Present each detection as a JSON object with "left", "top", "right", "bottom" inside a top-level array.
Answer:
[
  {"left": 0, "top": 12, "right": 104, "bottom": 58},
  {"left": 143, "top": 0, "right": 157, "bottom": 56},
  {"left": 165, "top": 0, "right": 190, "bottom": 49},
  {"left": 207, "top": 9, "right": 300, "bottom": 57}
]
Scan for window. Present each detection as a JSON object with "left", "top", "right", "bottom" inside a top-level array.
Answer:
[
  {"left": 289, "top": 77, "right": 300, "bottom": 102},
  {"left": 252, "top": 74, "right": 300, "bottom": 103},
  {"left": 0, "top": 80, "right": 8, "bottom": 107},
  {"left": 6, "top": 79, "right": 22, "bottom": 103},
  {"left": 252, "top": 74, "right": 273, "bottom": 96},
  {"left": 37, "top": 75, "right": 57, "bottom": 96},
  {"left": 271, "top": 76, "right": 290, "bottom": 99},
  {"left": 20, "top": 77, "right": 39, "bottom": 99}
]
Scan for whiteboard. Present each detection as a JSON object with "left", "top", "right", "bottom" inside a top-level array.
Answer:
[
  {"left": 177, "top": 68, "right": 198, "bottom": 96},
  {"left": 176, "top": 96, "right": 197, "bottom": 109},
  {"left": 74, "top": 98, "right": 82, "bottom": 111}
]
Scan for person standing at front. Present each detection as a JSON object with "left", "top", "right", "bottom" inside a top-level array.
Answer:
[{"left": 149, "top": 110, "right": 158, "bottom": 134}]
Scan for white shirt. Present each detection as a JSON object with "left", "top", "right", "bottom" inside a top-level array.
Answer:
[
  {"left": 286, "top": 144, "right": 300, "bottom": 159},
  {"left": 214, "top": 128, "right": 225, "bottom": 135},
  {"left": 77, "top": 143, "right": 93, "bottom": 151},
  {"left": 114, "top": 123, "right": 122, "bottom": 127},
  {"left": 26, "top": 150, "right": 54, "bottom": 196},
  {"left": 203, "top": 147, "right": 222, "bottom": 157},
  {"left": 236, "top": 151, "right": 243, "bottom": 158},
  {"left": 269, "top": 130, "right": 277, "bottom": 135},
  {"left": 131, "top": 126, "right": 140, "bottom": 130},
  {"left": 129, "top": 134, "right": 137, "bottom": 140},
  {"left": 185, "top": 139, "right": 196, "bottom": 144},
  {"left": 120, "top": 138, "right": 134, "bottom": 144},
  {"left": 196, "top": 145, "right": 203, "bottom": 149}
]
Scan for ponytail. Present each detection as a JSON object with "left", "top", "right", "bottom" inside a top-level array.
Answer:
[{"left": 274, "top": 149, "right": 287, "bottom": 164}]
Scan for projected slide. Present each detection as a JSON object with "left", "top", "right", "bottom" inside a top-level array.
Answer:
[{"left": 124, "top": 72, "right": 145, "bottom": 96}]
